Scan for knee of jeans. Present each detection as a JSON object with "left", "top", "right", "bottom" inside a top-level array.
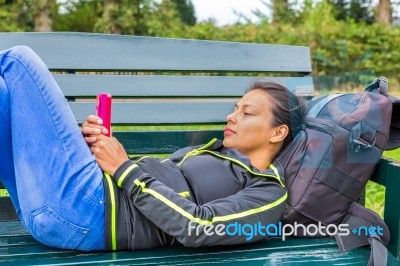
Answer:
[
  {"left": 1, "top": 45, "right": 37, "bottom": 72},
  {"left": 8, "top": 45, "right": 35, "bottom": 58},
  {"left": 1, "top": 45, "right": 38, "bottom": 67}
]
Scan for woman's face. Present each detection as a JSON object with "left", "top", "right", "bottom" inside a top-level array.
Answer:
[{"left": 223, "top": 89, "right": 278, "bottom": 156}]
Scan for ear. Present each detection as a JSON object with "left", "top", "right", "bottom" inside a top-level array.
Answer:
[{"left": 270, "top": 125, "right": 289, "bottom": 144}]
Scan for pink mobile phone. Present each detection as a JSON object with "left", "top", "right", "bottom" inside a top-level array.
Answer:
[{"left": 96, "top": 93, "right": 112, "bottom": 137}]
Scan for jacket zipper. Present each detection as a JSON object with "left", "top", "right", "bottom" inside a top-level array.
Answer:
[
  {"left": 177, "top": 138, "right": 218, "bottom": 166},
  {"left": 177, "top": 139, "right": 283, "bottom": 187}
]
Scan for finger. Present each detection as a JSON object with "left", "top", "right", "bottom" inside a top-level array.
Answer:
[
  {"left": 81, "top": 121, "right": 97, "bottom": 132},
  {"left": 93, "top": 134, "right": 109, "bottom": 144},
  {"left": 82, "top": 126, "right": 107, "bottom": 135},
  {"left": 90, "top": 146, "right": 100, "bottom": 154},
  {"left": 86, "top": 115, "right": 103, "bottom": 125},
  {"left": 97, "top": 139, "right": 107, "bottom": 147},
  {"left": 81, "top": 120, "right": 109, "bottom": 134},
  {"left": 83, "top": 117, "right": 102, "bottom": 127},
  {"left": 85, "top": 136, "right": 97, "bottom": 144}
]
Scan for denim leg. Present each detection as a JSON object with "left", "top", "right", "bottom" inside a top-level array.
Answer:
[
  {"left": 0, "top": 75, "right": 21, "bottom": 220},
  {"left": 0, "top": 46, "right": 105, "bottom": 251}
]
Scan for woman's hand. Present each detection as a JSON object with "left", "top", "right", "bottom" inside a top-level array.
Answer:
[
  {"left": 90, "top": 134, "right": 129, "bottom": 176},
  {"left": 81, "top": 115, "right": 109, "bottom": 145}
]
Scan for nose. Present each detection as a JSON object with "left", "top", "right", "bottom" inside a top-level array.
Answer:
[{"left": 226, "top": 111, "right": 236, "bottom": 124}]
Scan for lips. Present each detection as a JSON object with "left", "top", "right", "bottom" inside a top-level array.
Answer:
[{"left": 224, "top": 127, "right": 236, "bottom": 135}]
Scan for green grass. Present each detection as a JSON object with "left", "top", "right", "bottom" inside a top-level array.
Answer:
[
  {"left": 365, "top": 182, "right": 385, "bottom": 217},
  {"left": 383, "top": 148, "right": 400, "bottom": 161}
]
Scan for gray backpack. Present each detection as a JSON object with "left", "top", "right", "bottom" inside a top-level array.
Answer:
[{"left": 277, "top": 77, "right": 400, "bottom": 266}]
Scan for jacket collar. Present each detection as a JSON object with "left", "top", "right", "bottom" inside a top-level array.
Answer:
[{"left": 215, "top": 140, "right": 277, "bottom": 175}]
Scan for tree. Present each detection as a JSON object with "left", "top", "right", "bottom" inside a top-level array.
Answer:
[
  {"left": 53, "top": 0, "right": 103, "bottom": 32},
  {"left": 94, "top": 0, "right": 154, "bottom": 35},
  {"left": 100, "top": 0, "right": 122, "bottom": 34},
  {"left": 265, "top": 0, "right": 299, "bottom": 24},
  {"left": 331, "top": 0, "right": 374, "bottom": 23},
  {"left": 170, "top": 0, "right": 196, "bottom": 26},
  {"left": 0, "top": 0, "right": 32, "bottom": 31},
  {"left": 145, "top": 0, "right": 187, "bottom": 37},
  {"left": 376, "top": 0, "right": 392, "bottom": 24},
  {"left": 0, "top": 0, "right": 55, "bottom": 31},
  {"left": 54, "top": 0, "right": 187, "bottom": 36},
  {"left": 348, "top": 0, "right": 374, "bottom": 23},
  {"left": 272, "top": 0, "right": 288, "bottom": 24},
  {"left": 33, "top": 0, "right": 55, "bottom": 31}
]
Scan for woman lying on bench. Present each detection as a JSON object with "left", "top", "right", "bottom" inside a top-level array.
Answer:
[{"left": 0, "top": 46, "right": 305, "bottom": 251}]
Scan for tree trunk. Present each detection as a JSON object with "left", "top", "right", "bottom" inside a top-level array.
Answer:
[
  {"left": 34, "top": 0, "right": 54, "bottom": 32},
  {"left": 376, "top": 0, "right": 392, "bottom": 24},
  {"left": 103, "top": 0, "right": 122, "bottom": 34},
  {"left": 272, "top": 0, "right": 288, "bottom": 24}
]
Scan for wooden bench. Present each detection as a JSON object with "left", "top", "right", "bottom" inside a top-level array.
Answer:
[{"left": 0, "top": 32, "right": 399, "bottom": 265}]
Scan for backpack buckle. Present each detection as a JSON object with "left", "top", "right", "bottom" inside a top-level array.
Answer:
[{"left": 349, "top": 121, "right": 376, "bottom": 152}]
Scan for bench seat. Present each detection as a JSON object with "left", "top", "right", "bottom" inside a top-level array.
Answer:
[{"left": 2, "top": 220, "right": 399, "bottom": 265}]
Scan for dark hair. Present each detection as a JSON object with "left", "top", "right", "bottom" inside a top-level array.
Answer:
[{"left": 245, "top": 79, "right": 306, "bottom": 150}]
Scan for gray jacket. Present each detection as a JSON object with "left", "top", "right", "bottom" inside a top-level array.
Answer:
[{"left": 103, "top": 138, "right": 287, "bottom": 250}]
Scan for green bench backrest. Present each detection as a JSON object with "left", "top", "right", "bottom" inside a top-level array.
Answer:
[{"left": 0, "top": 32, "right": 314, "bottom": 156}]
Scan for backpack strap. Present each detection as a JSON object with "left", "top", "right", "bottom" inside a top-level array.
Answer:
[
  {"left": 307, "top": 93, "right": 344, "bottom": 117},
  {"left": 369, "top": 235, "right": 388, "bottom": 266},
  {"left": 309, "top": 76, "right": 388, "bottom": 118},
  {"left": 334, "top": 202, "right": 389, "bottom": 266},
  {"left": 364, "top": 76, "right": 400, "bottom": 150},
  {"left": 335, "top": 214, "right": 387, "bottom": 266}
]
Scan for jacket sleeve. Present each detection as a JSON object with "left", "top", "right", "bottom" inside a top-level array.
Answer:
[{"left": 112, "top": 160, "right": 287, "bottom": 247}]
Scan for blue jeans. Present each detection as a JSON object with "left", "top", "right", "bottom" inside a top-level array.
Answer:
[{"left": 0, "top": 46, "right": 105, "bottom": 251}]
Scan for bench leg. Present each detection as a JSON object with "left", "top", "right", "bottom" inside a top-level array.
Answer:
[{"left": 0, "top": 46, "right": 105, "bottom": 251}]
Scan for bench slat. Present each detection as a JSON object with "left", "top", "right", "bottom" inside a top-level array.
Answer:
[
  {"left": 0, "top": 33, "right": 312, "bottom": 73},
  {"left": 55, "top": 75, "right": 314, "bottom": 97},
  {"left": 0, "top": 197, "right": 18, "bottom": 222},
  {"left": 70, "top": 102, "right": 234, "bottom": 124},
  {"left": 0, "top": 221, "right": 28, "bottom": 238},
  {"left": 114, "top": 130, "right": 223, "bottom": 154}
]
